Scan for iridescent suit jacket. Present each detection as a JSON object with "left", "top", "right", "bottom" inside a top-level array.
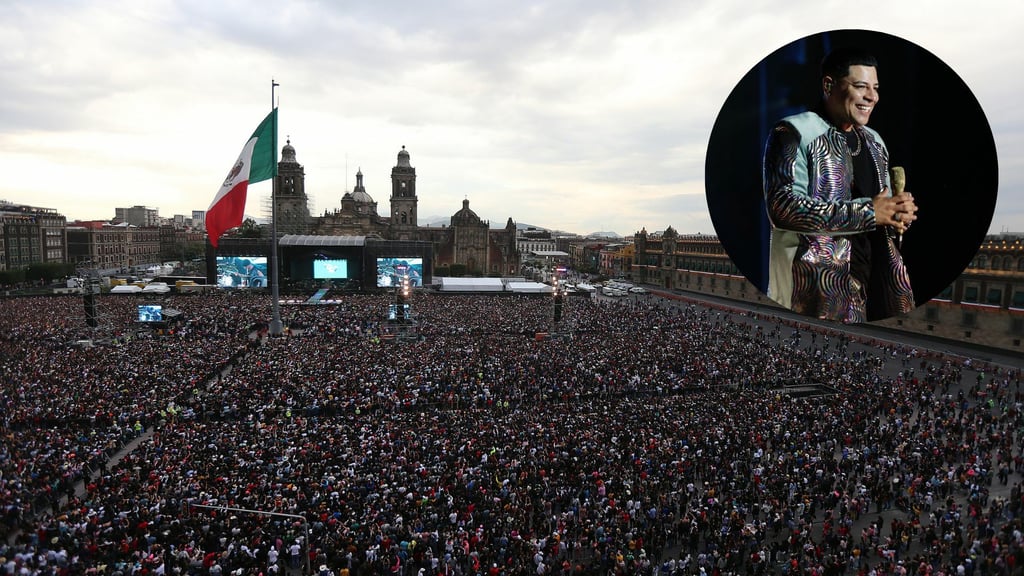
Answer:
[{"left": 763, "top": 111, "right": 914, "bottom": 323}]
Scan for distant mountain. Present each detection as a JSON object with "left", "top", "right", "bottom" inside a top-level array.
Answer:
[
  {"left": 588, "top": 231, "right": 622, "bottom": 239},
  {"left": 418, "top": 215, "right": 450, "bottom": 228}
]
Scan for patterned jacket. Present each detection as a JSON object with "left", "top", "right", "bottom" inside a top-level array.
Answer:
[{"left": 763, "top": 111, "right": 913, "bottom": 323}]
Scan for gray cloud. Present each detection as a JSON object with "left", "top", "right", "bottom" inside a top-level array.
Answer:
[{"left": 0, "top": 0, "right": 1022, "bottom": 236}]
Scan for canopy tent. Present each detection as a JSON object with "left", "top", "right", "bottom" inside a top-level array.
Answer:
[
  {"left": 436, "top": 277, "right": 505, "bottom": 292},
  {"left": 506, "top": 281, "right": 553, "bottom": 294}
]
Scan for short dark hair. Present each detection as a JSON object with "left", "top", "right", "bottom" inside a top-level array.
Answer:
[{"left": 821, "top": 47, "right": 878, "bottom": 80}]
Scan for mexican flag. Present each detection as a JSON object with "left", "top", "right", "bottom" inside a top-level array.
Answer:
[{"left": 206, "top": 108, "right": 278, "bottom": 248}]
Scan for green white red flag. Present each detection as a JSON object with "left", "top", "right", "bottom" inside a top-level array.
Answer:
[{"left": 206, "top": 108, "right": 278, "bottom": 247}]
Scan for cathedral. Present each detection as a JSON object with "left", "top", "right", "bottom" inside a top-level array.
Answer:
[{"left": 274, "top": 143, "right": 520, "bottom": 277}]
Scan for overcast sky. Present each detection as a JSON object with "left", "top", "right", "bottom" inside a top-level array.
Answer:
[{"left": 1, "top": 0, "right": 1022, "bottom": 236}]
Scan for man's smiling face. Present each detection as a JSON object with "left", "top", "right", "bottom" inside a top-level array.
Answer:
[{"left": 825, "top": 64, "right": 879, "bottom": 131}]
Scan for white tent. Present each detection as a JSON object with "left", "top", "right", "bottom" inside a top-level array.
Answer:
[
  {"left": 142, "top": 282, "right": 171, "bottom": 294},
  {"left": 436, "top": 277, "right": 505, "bottom": 292},
  {"left": 110, "top": 285, "right": 143, "bottom": 294},
  {"left": 506, "top": 281, "right": 553, "bottom": 294}
]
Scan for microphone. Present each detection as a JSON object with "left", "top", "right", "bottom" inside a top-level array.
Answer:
[{"left": 889, "top": 166, "right": 906, "bottom": 248}]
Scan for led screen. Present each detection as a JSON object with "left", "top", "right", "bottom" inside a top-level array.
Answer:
[
  {"left": 387, "top": 304, "right": 411, "bottom": 321},
  {"left": 313, "top": 259, "right": 349, "bottom": 279},
  {"left": 376, "top": 257, "right": 423, "bottom": 288},
  {"left": 216, "top": 256, "right": 268, "bottom": 288},
  {"left": 138, "top": 304, "right": 163, "bottom": 322}
]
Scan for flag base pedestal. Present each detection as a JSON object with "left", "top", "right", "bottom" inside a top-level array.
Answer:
[{"left": 269, "top": 319, "right": 283, "bottom": 337}]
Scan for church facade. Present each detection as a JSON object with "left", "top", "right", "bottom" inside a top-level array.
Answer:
[{"left": 278, "top": 144, "right": 520, "bottom": 277}]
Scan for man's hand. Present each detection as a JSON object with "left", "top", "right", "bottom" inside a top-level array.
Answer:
[{"left": 873, "top": 190, "right": 918, "bottom": 234}]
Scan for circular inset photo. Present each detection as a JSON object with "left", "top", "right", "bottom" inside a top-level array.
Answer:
[{"left": 705, "top": 29, "right": 997, "bottom": 324}]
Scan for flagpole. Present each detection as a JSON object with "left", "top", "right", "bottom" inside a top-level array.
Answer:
[{"left": 269, "top": 79, "right": 283, "bottom": 336}]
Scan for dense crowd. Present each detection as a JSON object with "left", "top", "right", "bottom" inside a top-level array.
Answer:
[{"left": 0, "top": 290, "right": 1021, "bottom": 576}]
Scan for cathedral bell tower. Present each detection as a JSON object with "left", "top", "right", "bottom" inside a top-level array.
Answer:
[
  {"left": 390, "top": 146, "right": 418, "bottom": 236},
  {"left": 273, "top": 138, "right": 311, "bottom": 235}
]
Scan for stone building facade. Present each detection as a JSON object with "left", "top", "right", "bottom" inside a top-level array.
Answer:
[
  {"left": 283, "top": 144, "right": 519, "bottom": 277},
  {"left": 67, "top": 222, "right": 162, "bottom": 273},
  {"left": 627, "top": 227, "right": 1024, "bottom": 354},
  {"left": 0, "top": 202, "right": 68, "bottom": 271}
]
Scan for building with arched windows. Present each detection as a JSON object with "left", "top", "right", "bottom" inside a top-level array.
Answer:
[
  {"left": 884, "top": 235, "right": 1024, "bottom": 349},
  {"left": 627, "top": 227, "right": 1024, "bottom": 352}
]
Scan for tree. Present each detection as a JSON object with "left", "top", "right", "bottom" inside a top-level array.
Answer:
[
  {"left": 0, "top": 268, "right": 25, "bottom": 286},
  {"left": 25, "top": 262, "right": 76, "bottom": 283},
  {"left": 237, "top": 218, "right": 264, "bottom": 239}
]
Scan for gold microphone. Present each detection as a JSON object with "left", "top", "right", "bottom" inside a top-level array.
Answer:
[{"left": 889, "top": 166, "right": 906, "bottom": 248}]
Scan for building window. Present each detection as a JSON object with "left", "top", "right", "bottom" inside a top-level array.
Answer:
[
  {"left": 987, "top": 288, "right": 1002, "bottom": 306},
  {"left": 1013, "top": 291, "right": 1024, "bottom": 308},
  {"left": 962, "top": 285, "right": 979, "bottom": 303}
]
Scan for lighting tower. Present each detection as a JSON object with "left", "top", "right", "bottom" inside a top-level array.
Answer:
[{"left": 549, "top": 266, "right": 572, "bottom": 339}]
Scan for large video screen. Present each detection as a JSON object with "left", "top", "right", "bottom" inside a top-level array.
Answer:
[
  {"left": 376, "top": 257, "right": 423, "bottom": 288},
  {"left": 138, "top": 304, "right": 163, "bottom": 323},
  {"left": 216, "top": 256, "right": 268, "bottom": 288},
  {"left": 313, "top": 259, "right": 348, "bottom": 279},
  {"left": 387, "top": 303, "right": 411, "bottom": 321}
]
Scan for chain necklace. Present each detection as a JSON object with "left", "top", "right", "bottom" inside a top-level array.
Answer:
[{"left": 846, "top": 129, "right": 862, "bottom": 157}]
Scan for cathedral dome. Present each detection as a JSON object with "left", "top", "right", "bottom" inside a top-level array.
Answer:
[
  {"left": 351, "top": 190, "right": 374, "bottom": 203},
  {"left": 351, "top": 169, "right": 374, "bottom": 204},
  {"left": 451, "top": 198, "right": 482, "bottom": 226}
]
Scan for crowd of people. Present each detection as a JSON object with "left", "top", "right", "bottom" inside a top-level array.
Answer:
[{"left": 0, "top": 289, "right": 1021, "bottom": 576}]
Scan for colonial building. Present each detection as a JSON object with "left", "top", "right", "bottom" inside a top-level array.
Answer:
[
  {"left": 159, "top": 225, "right": 206, "bottom": 262},
  {"left": 276, "top": 144, "right": 519, "bottom": 277},
  {"left": 316, "top": 168, "right": 388, "bottom": 237},
  {"left": 875, "top": 234, "right": 1024, "bottom": 350},
  {"left": 67, "top": 222, "right": 161, "bottom": 273},
  {"left": 598, "top": 243, "right": 634, "bottom": 278},
  {"left": 632, "top": 227, "right": 740, "bottom": 288},
  {"left": 0, "top": 201, "right": 68, "bottom": 271},
  {"left": 626, "top": 226, "right": 1024, "bottom": 354},
  {"left": 425, "top": 201, "right": 519, "bottom": 276}
]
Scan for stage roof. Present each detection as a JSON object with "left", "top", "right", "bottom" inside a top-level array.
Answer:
[{"left": 279, "top": 235, "right": 366, "bottom": 247}]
